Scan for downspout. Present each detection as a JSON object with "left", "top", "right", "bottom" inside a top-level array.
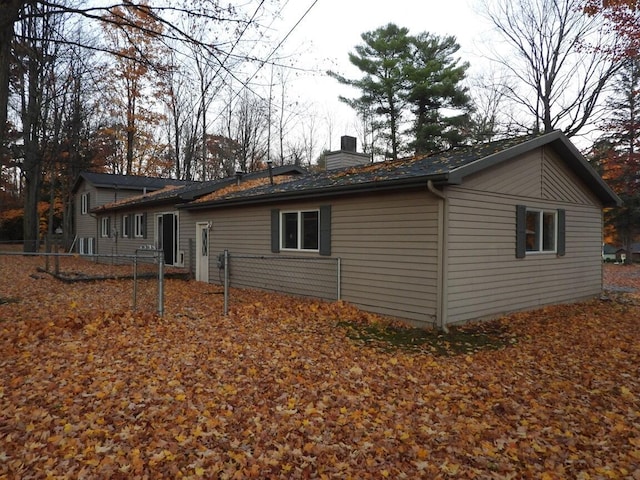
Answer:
[{"left": 427, "top": 180, "right": 449, "bottom": 333}]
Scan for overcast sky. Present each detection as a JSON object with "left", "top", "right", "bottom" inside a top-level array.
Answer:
[{"left": 265, "top": 0, "right": 495, "bottom": 152}]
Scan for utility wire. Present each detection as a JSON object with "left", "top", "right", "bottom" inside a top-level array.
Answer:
[{"left": 210, "top": 0, "right": 320, "bottom": 126}]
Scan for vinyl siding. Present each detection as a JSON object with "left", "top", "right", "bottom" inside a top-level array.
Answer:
[
  {"left": 445, "top": 147, "right": 604, "bottom": 325},
  {"left": 181, "top": 206, "right": 339, "bottom": 301},
  {"left": 181, "top": 190, "right": 440, "bottom": 326},
  {"left": 95, "top": 206, "right": 169, "bottom": 259},
  {"left": 74, "top": 182, "right": 153, "bottom": 242},
  {"left": 332, "top": 191, "right": 439, "bottom": 325}
]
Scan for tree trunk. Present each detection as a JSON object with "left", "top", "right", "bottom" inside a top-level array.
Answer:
[
  {"left": 0, "top": 1, "right": 22, "bottom": 148},
  {"left": 22, "top": 42, "right": 42, "bottom": 253}
]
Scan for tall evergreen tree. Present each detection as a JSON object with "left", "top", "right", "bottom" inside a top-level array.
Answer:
[
  {"left": 596, "top": 56, "right": 640, "bottom": 255},
  {"left": 329, "top": 24, "right": 411, "bottom": 160},
  {"left": 329, "top": 24, "right": 471, "bottom": 160},
  {"left": 406, "top": 33, "right": 472, "bottom": 154}
]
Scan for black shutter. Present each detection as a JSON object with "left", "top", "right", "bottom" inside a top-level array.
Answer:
[
  {"left": 557, "top": 209, "right": 566, "bottom": 256},
  {"left": 516, "top": 205, "right": 526, "bottom": 259},
  {"left": 142, "top": 213, "right": 148, "bottom": 239},
  {"left": 271, "top": 209, "right": 280, "bottom": 253},
  {"left": 129, "top": 215, "right": 134, "bottom": 238},
  {"left": 319, "top": 205, "right": 332, "bottom": 256},
  {"left": 107, "top": 217, "right": 111, "bottom": 238},
  {"left": 86, "top": 193, "right": 90, "bottom": 212}
]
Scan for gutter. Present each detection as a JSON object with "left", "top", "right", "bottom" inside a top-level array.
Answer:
[
  {"left": 181, "top": 174, "right": 451, "bottom": 210},
  {"left": 427, "top": 180, "right": 449, "bottom": 333}
]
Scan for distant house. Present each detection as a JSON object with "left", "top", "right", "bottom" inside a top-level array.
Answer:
[
  {"left": 89, "top": 166, "right": 306, "bottom": 267},
  {"left": 628, "top": 243, "right": 640, "bottom": 263},
  {"left": 177, "top": 132, "right": 620, "bottom": 328},
  {"left": 608, "top": 243, "right": 640, "bottom": 264},
  {"left": 71, "top": 172, "right": 193, "bottom": 255},
  {"left": 602, "top": 243, "right": 618, "bottom": 262}
]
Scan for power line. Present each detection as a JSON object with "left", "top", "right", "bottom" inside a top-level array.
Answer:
[{"left": 211, "top": 0, "right": 320, "bottom": 126}]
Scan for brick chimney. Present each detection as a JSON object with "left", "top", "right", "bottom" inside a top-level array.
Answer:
[{"left": 325, "top": 136, "right": 370, "bottom": 170}]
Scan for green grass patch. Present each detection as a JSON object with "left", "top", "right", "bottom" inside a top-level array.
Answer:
[
  {"left": 338, "top": 320, "right": 516, "bottom": 356},
  {"left": 0, "top": 297, "right": 20, "bottom": 305}
]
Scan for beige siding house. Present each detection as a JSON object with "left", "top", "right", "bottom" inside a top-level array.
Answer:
[
  {"left": 179, "top": 132, "right": 620, "bottom": 328},
  {"left": 71, "top": 173, "right": 190, "bottom": 255},
  {"left": 89, "top": 166, "right": 306, "bottom": 266}
]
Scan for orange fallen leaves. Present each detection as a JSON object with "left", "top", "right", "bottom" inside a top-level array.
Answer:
[{"left": 0, "top": 257, "right": 639, "bottom": 478}]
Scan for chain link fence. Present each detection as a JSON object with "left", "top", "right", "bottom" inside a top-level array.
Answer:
[
  {"left": 0, "top": 243, "right": 169, "bottom": 315},
  {"left": 219, "top": 250, "right": 341, "bottom": 315}
]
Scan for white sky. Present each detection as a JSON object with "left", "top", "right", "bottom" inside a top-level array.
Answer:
[{"left": 266, "top": 0, "right": 495, "bottom": 152}]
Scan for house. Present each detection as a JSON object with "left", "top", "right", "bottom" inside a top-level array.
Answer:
[
  {"left": 72, "top": 172, "right": 193, "bottom": 255},
  {"left": 177, "top": 131, "right": 620, "bottom": 328},
  {"left": 602, "top": 243, "right": 618, "bottom": 262},
  {"left": 89, "top": 165, "right": 306, "bottom": 267},
  {"left": 619, "top": 243, "right": 640, "bottom": 263}
]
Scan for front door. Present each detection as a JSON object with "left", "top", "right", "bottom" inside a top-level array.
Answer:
[
  {"left": 195, "top": 222, "right": 209, "bottom": 282},
  {"left": 157, "top": 213, "right": 177, "bottom": 265}
]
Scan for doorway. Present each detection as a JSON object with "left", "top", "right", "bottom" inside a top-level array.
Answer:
[
  {"left": 195, "top": 222, "right": 209, "bottom": 282},
  {"left": 157, "top": 213, "right": 178, "bottom": 265}
]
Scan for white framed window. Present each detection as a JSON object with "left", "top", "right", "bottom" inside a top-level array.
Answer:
[
  {"left": 78, "top": 237, "right": 94, "bottom": 255},
  {"left": 134, "top": 213, "right": 144, "bottom": 238},
  {"left": 122, "top": 215, "right": 130, "bottom": 238},
  {"left": 81, "top": 193, "right": 89, "bottom": 215},
  {"left": 101, "top": 217, "right": 110, "bottom": 237},
  {"left": 525, "top": 209, "right": 557, "bottom": 253},
  {"left": 281, "top": 210, "right": 319, "bottom": 251}
]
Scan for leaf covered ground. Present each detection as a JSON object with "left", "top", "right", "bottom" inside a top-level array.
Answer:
[{"left": 1, "top": 257, "right": 639, "bottom": 479}]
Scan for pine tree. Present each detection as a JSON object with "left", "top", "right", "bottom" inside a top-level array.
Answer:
[
  {"left": 329, "top": 24, "right": 411, "bottom": 160},
  {"left": 597, "top": 56, "right": 640, "bottom": 257},
  {"left": 329, "top": 24, "right": 471, "bottom": 160},
  {"left": 406, "top": 33, "right": 472, "bottom": 154}
]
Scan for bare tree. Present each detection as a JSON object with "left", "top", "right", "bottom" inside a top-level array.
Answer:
[
  {"left": 221, "top": 86, "right": 268, "bottom": 174},
  {"left": 13, "top": 3, "right": 65, "bottom": 251},
  {"left": 101, "top": 2, "right": 169, "bottom": 175},
  {"left": 1, "top": 1, "right": 286, "bottom": 251},
  {"left": 480, "top": 0, "right": 622, "bottom": 137},
  {"left": 467, "top": 70, "right": 518, "bottom": 142},
  {"left": 274, "top": 67, "right": 301, "bottom": 164}
]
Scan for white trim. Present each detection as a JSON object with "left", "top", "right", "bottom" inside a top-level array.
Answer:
[
  {"left": 280, "top": 209, "right": 320, "bottom": 252},
  {"left": 525, "top": 208, "right": 557, "bottom": 254},
  {"left": 122, "top": 214, "right": 130, "bottom": 238},
  {"left": 80, "top": 193, "right": 88, "bottom": 215},
  {"left": 101, "top": 217, "right": 109, "bottom": 237},
  {"left": 134, "top": 213, "right": 144, "bottom": 238},
  {"left": 155, "top": 211, "right": 181, "bottom": 266}
]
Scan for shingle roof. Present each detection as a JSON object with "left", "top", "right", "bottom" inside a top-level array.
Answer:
[
  {"left": 73, "top": 172, "right": 193, "bottom": 194},
  {"left": 183, "top": 131, "right": 621, "bottom": 209},
  {"left": 92, "top": 165, "right": 307, "bottom": 213}
]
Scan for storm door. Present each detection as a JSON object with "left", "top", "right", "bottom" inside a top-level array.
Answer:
[{"left": 195, "top": 222, "right": 210, "bottom": 282}]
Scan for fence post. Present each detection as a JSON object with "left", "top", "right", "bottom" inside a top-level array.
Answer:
[
  {"left": 45, "top": 236, "right": 50, "bottom": 272},
  {"left": 223, "top": 249, "right": 229, "bottom": 316},
  {"left": 132, "top": 255, "right": 138, "bottom": 310},
  {"left": 188, "top": 238, "right": 194, "bottom": 279},
  {"left": 337, "top": 257, "right": 341, "bottom": 300},
  {"left": 54, "top": 239, "right": 60, "bottom": 275},
  {"left": 158, "top": 251, "right": 164, "bottom": 317}
]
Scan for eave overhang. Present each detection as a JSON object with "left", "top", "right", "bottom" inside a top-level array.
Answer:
[{"left": 180, "top": 174, "right": 450, "bottom": 210}]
